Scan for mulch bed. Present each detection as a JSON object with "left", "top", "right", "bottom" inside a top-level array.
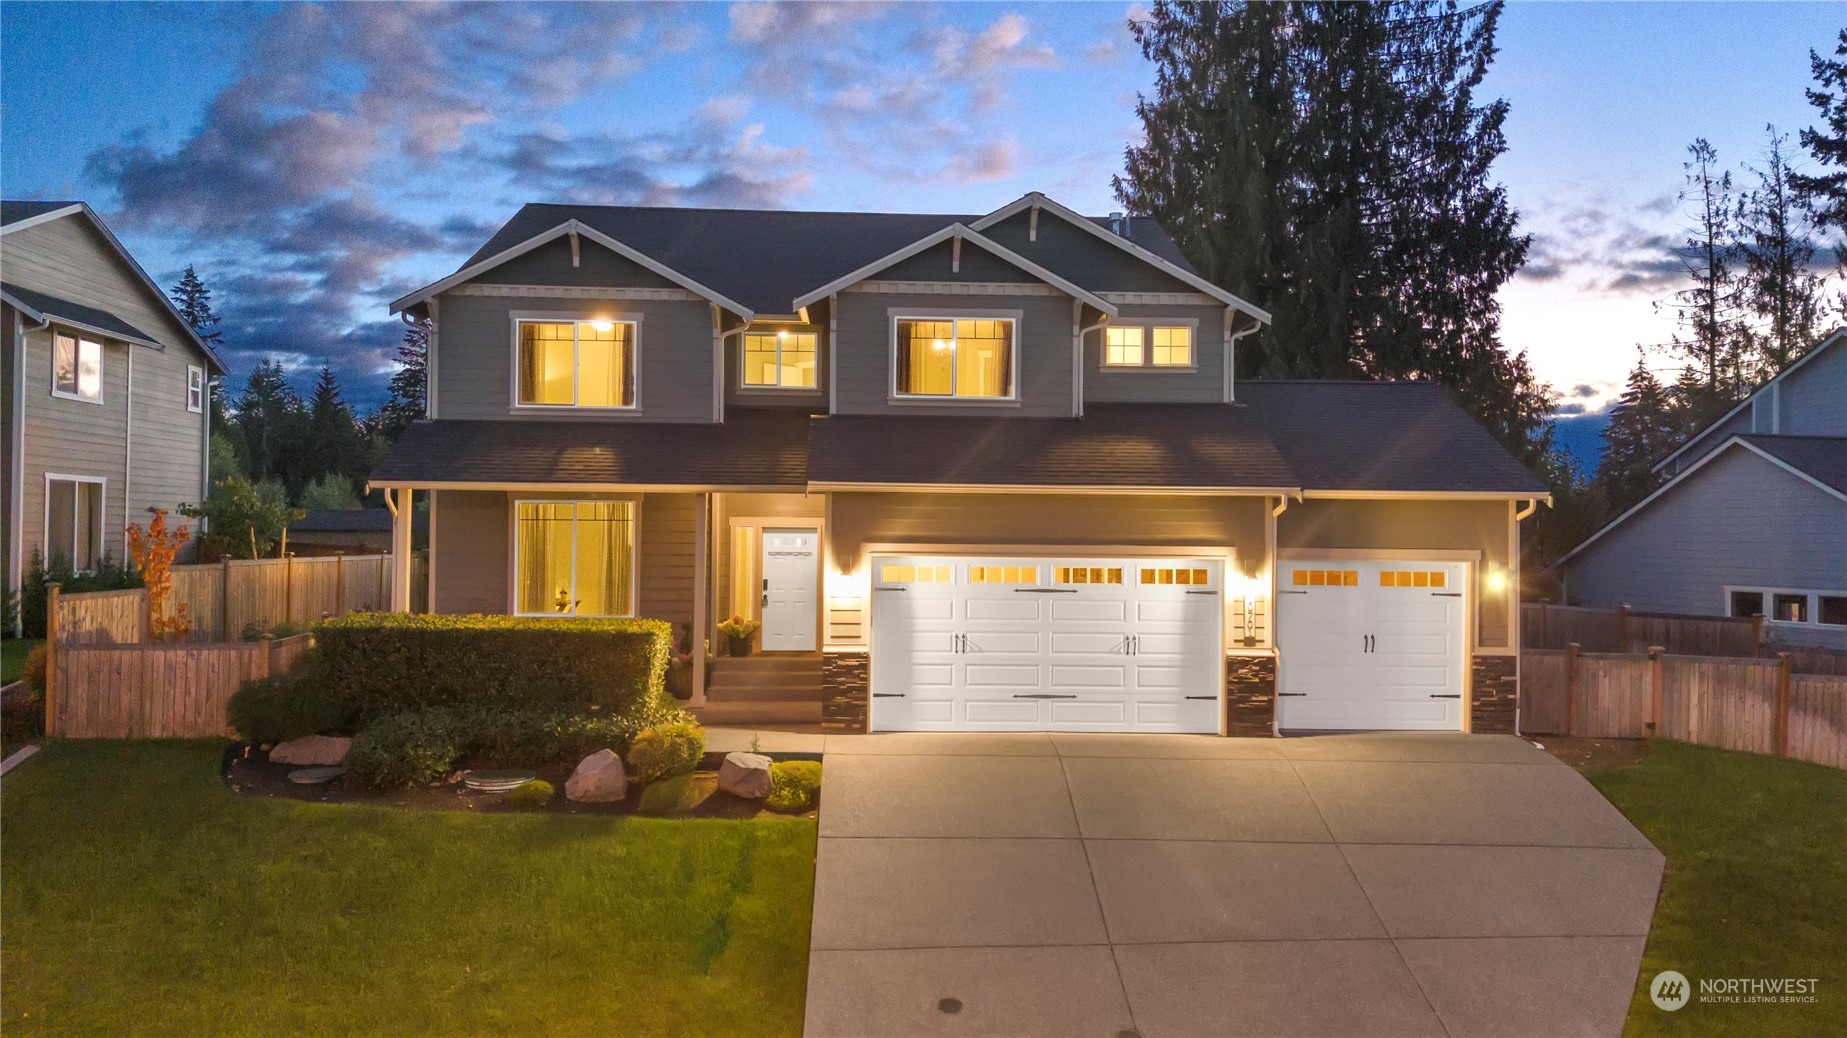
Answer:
[
  {"left": 1531, "top": 735, "right": 1650, "bottom": 773},
  {"left": 221, "top": 744, "right": 818, "bottom": 819}
]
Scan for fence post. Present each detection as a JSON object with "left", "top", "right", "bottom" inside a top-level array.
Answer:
[
  {"left": 1539, "top": 601, "right": 1549, "bottom": 649},
  {"left": 1752, "top": 615, "right": 1765, "bottom": 657},
  {"left": 1648, "top": 646, "right": 1665, "bottom": 737},
  {"left": 1565, "top": 642, "right": 1580, "bottom": 738},
  {"left": 283, "top": 553, "right": 294, "bottom": 628},
  {"left": 1776, "top": 653, "right": 1791, "bottom": 759},
  {"left": 333, "top": 551, "right": 345, "bottom": 619},
  {"left": 260, "top": 632, "right": 274, "bottom": 680},
  {"left": 44, "top": 583, "right": 61, "bottom": 738},
  {"left": 1617, "top": 606, "right": 1632, "bottom": 653},
  {"left": 219, "top": 556, "right": 231, "bottom": 641}
]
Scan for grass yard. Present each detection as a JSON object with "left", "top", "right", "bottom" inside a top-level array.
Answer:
[
  {"left": 2, "top": 741, "right": 817, "bottom": 1036},
  {"left": 1, "top": 638, "right": 39, "bottom": 684},
  {"left": 1586, "top": 740, "right": 1847, "bottom": 1037}
]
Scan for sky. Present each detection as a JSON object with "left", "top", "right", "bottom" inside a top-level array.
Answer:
[{"left": 2, "top": 1, "right": 1840, "bottom": 452}]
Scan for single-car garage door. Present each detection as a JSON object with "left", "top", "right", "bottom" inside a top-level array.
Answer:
[
  {"left": 1276, "top": 558, "right": 1468, "bottom": 731},
  {"left": 870, "top": 555, "right": 1224, "bottom": 732}
]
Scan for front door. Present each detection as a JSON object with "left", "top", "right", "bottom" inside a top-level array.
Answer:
[{"left": 759, "top": 528, "right": 818, "bottom": 652}]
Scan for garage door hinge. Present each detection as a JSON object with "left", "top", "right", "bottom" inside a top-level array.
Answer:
[
  {"left": 1277, "top": 692, "right": 1308, "bottom": 697},
  {"left": 1012, "top": 693, "right": 1078, "bottom": 699},
  {"left": 873, "top": 693, "right": 905, "bottom": 698},
  {"left": 1430, "top": 592, "right": 1462, "bottom": 597},
  {"left": 1428, "top": 694, "right": 1461, "bottom": 699},
  {"left": 1184, "top": 695, "right": 1217, "bottom": 700},
  {"left": 1185, "top": 589, "right": 1218, "bottom": 596},
  {"left": 1278, "top": 589, "right": 1308, "bottom": 595}
]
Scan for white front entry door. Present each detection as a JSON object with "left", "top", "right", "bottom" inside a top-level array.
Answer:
[
  {"left": 869, "top": 555, "right": 1223, "bottom": 733},
  {"left": 1275, "top": 559, "right": 1468, "bottom": 731},
  {"left": 759, "top": 528, "right": 818, "bottom": 652}
]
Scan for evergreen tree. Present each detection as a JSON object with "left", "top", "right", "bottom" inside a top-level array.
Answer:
[
  {"left": 1118, "top": 1, "right": 1548, "bottom": 465},
  {"left": 369, "top": 325, "right": 428, "bottom": 441},
  {"left": 1595, "top": 357, "right": 1682, "bottom": 515},
  {"left": 306, "top": 365, "right": 365, "bottom": 489},
  {"left": 231, "top": 360, "right": 308, "bottom": 496},
  {"left": 1737, "top": 127, "right": 1827, "bottom": 373},
  {"left": 167, "top": 266, "right": 223, "bottom": 348},
  {"left": 1791, "top": 30, "right": 1847, "bottom": 264},
  {"left": 1660, "top": 139, "right": 1749, "bottom": 412}
]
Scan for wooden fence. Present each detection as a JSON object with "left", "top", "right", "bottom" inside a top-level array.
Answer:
[
  {"left": 1522, "top": 645, "right": 1847, "bottom": 770},
  {"left": 47, "top": 634, "right": 314, "bottom": 738},
  {"left": 1523, "top": 603, "right": 1764, "bottom": 656}
]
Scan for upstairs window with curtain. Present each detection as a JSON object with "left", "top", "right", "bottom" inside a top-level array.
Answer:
[
  {"left": 742, "top": 330, "right": 817, "bottom": 389},
  {"left": 516, "top": 319, "right": 635, "bottom": 408},
  {"left": 894, "top": 317, "right": 1014, "bottom": 399},
  {"left": 515, "top": 500, "right": 636, "bottom": 616}
]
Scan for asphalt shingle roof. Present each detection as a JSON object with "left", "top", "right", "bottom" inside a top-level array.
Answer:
[
  {"left": 1738, "top": 435, "right": 1847, "bottom": 496},
  {"left": 0, "top": 282, "right": 162, "bottom": 347}
]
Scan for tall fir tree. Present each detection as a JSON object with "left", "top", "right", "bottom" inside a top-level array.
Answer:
[
  {"left": 306, "top": 365, "right": 366, "bottom": 490},
  {"left": 1118, "top": 1, "right": 1548, "bottom": 465},
  {"left": 1595, "top": 357, "right": 1683, "bottom": 516},
  {"left": 1791, "top": 30, "right": 1847, "bottom": 272},
  {"left": 167, "top": 265, "right": 230, "bottom": 429},
  {"left": 232, "top": 360, "right": 308, "bottom": 496},
  {"left": 1661, "top": 138, "right": 1749, "bottom": 420},
  {"left": 1736, "top": 127, "right": 1827, "bottom": 373},
  {"left": 369, "top": 325, "right": 428, "bottom": 441}
]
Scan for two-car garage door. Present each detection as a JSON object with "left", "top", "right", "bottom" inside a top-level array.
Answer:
[{"left": 869, "top": 556, "right": 1224, "bottom": 733}]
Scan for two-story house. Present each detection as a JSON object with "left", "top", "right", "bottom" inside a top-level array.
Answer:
[
  {"left": 1557, "top": 329, "right": 1847, "bottom": 649},
  {"left": 375, "top": 192, "right": 1549, "bottom": 736},
  {"left": 3, "top": 200, "right": 225, "bottom": 613}
]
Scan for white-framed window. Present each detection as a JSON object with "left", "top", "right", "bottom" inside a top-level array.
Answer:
[
  {"left": 186, "top": 365, "right": 205, "bottom": 413},
  {"left": 514, "top": 318, "right": 637, "bottom": 408},
  {"left": 741, "top": 329, "right": 817, "bottom": 389},
  {"left": 514, "top": 499, "right": 637, "bottom": 616},
  {"left": 1101, "top": 322, "right": 1196, "bottom": 370},
  {"left": 1727, "top": 586, "right": 1847, "bottom": 627},
  {"left": 892, "top": 316, "right": 1016, "bottom": 399},
  {"left": 52, "top": 331, "right": 103, "bottom": 402},
  {"left": 45, "top": 475, "right": 105, "bottom": 571}
]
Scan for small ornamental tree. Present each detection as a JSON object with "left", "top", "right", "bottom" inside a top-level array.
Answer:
[{"left": 127, "top": 508, "right": 192, "bottom": 641}]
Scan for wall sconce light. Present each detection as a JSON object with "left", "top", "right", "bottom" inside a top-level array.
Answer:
[
  {"left": 1240, "top": 561, "right": 1261, "bottom": 642},
  {"left": 1485, "top": 563, "right": 1509, "bottom": 594}
]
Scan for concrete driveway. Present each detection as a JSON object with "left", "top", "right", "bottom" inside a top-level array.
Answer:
[{"left": 803, "top": 732, "right": 1662, "bottom": 1038}]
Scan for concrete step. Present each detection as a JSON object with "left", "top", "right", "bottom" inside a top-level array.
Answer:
[
  {"left": 691, "top": 700, "right": 823, "bottom": 726},
  {"left": 715, "top": 655, "right": 822, "bottom": 673},
  {"left": 708, "top": 667, "right": 823, "bottom": 690},
  {"left": 704, "top": 682, "right": 823, "bottom": 703}
]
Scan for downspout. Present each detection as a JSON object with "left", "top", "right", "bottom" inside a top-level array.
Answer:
[
  {"left": 1225, "top": 314, "right": 1260, "bottom": 403},
  {"left": 718, "top": 313, "right": 754, "bottom": 420},
  {"left": 1510, "top": 497, "right": 1542, "bottom": 737},
  {"left": 1075, "top": 311, "right": 1109, "bottom": 419},
  {"left": 124, "top": 344, "right": 134, "bottom": 561},
  {"left": 12, "top": 311, "right": 48, "bottom": 632}
]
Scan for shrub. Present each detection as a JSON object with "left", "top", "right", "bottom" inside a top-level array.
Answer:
[
  {"left": 765, "top": 760, "right": 822, "bottom": 813},
  {"left": 23, "top": 645, "right": 49, "bottom": 696},
  {"left": 227, "top": 671, "right": 356, "bottom": 744},
  {"left": 637, "top": 773, "right": 698, "bottom": 814},
  {"left": 314, "top": 613, "right": 672, "bottom": 727},
  {"left": 502, "top": 779, "right": 554, "bottom": 808},
  {"left": 627, "top": 721, "right": 705, "bottom": 783},
  {"left": 467, "top": 704, "right": 688, "bottom": 769},
  {"left": 345, "top": 710, "right": 467, "bottom": 789},
  {"left": 20, "top": 549, "right": 141, "bottom": 638}
]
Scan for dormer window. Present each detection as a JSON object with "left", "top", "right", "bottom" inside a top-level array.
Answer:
[
  {"left": 742, "top": 330, "right": 817, "bottom": 389},
  {"left": 893, "top": 316, "right": 1016, "bottom": 400},
  {"left": 515, "top": 318, "right": 636, "bottom": 408},
  {"left": 1102, "top": 322, "right": 1196, "bottom": 370}
]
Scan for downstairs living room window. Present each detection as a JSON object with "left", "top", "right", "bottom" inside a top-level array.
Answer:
[{"left": 514, "top": 500, "right": 636, "bottom": 616}]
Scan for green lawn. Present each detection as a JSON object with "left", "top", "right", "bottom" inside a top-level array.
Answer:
[
  {"left": 2, "top": 741, "right": 817, "bottom": 1036},
  {"left": 1586, "top": 740, "right": 1847, "bottom": 1037},
  {"left": 1, "top": 638, "right": 39, "bottom": 684}
]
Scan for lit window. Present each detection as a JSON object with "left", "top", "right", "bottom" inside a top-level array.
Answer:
[
  {"left": 1143, "top": 567, "right": 1211, "bottom": 586},
  {"left": 53, "top": 332, "right": 103, "bottom": 401},
  {"left": 1104, "top": 326, "right": 1144, "bottom": 366},
  {"left": 880, "top": 563, "right": 952, "bottom": 584},
  {"left": 46, "top": 477, "right": 104, "bottom": 571},
  {"left": 1292, "top": 569, "right": 1358, "bottom": 587},
  {"left": 970, "top": 565, "right": 1037, "bottom": 584},
  {"left": 1773, "top": 594, "right": 1808, "bottom": 623},
  {"left": 1056, "top": 566, "right": 1123, "bottom": 585},
  {"left": 742, "top": 330, "right": 817, "bottom": 389},
  {"left": 895, "top": 318, "right": 1014, "bottom": 398},
  {"left": 516, "top": 319, "right": 635, "bottom": 408},
  {"left": 187, "top": 366, "right": 205, "bottom": 413},
  {"left": 1151, "top": 326, "right": 1193, "bottom": 366},
  {"left": 515, "top": 500, "right": 635, "bottom": 616}
]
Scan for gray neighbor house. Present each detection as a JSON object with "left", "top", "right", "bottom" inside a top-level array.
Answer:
[
  {"left": 371, "top": 191, "right": 1552, "bottom": 736},
  {"left": 1557, "top": 329, "right": 1847, "bottom": 650}
]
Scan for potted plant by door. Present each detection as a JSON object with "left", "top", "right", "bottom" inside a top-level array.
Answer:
[{"left": 718, "top": 615, "right": 761, "bottom": 657}]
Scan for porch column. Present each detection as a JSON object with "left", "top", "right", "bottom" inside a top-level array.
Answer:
[
  {"left": 691, "top": 492, "right": 709, "bottom": 708},
  {"left": 390, "top": 487, "right": 413, "bottom": 612}
]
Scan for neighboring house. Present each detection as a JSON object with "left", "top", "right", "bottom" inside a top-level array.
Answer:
[
  {"left": 2, "top": 200, "right": 226, "bottom": 602},
  {"left": 284, "top": 508, "right": 426, "bottom": 555},
  {"left": 1557, "top": 329, "right": 1847, "bottom": 649},
  {"left": 373, "top": 191, "right": 1549, "bottom": 736}
]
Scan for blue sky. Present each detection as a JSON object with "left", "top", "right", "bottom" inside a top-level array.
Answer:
[{"left": 2, "top": 2, "right": 1839, "bottom": 432}]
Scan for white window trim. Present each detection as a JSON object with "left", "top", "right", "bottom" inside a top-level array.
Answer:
[
  {"left": 43, "top": 472, "right": 107, "bottom": 572},
  {"left": 1099, "top": 318, "right": 1200, "bottom": 372},
  {"left": 511, "top": 497, "right": 641, "bottom": 618},
  {"left": 738, "top": 327, "right": 821, "bottom": 391},
  {"left": 1724, "top": 584, "right": 1847, "bottom": 627},
  {"left": 887, "top": 308, "right": 1023, "bottom": 403},
  {"left": 507, "top": 311, "right": 643, "bottom": 412},
  {"left": 186, "top": 365, "right": 205, "bottom": 413},
  {"left": 50, "top": 330, "right": 105, "bottom": 404}
]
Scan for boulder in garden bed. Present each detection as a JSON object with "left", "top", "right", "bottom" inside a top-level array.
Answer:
[
  {"left": 718, "top": 752, "right": 774, "bottom": 799},
  {"left": 566, "top": 749, "right": 629, "bottom": 803},
  {"left": 268, "top": 735, "right": 351, "bottom": 766}
]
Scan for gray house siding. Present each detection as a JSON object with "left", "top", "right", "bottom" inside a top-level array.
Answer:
[
  {"left": 1780, "top": 341, "right": 1847, "bottom": 436},
  {"left": 979, "top": 210, "right": 1199, "bottom": 294},
  {"left": 1083, "top": 302, "right": 1227, "bottom": 403},
  {"left": 831, "top": 290, "right": 1076, "bottom": 416},
  {"left": 484, "top": 234, "right": 681, "bottom": 290},
  {"left": 1664, "top": 407, "right": 1753, "bottom": 476},
  {"left": 878, "top": 239, "right": 1037, "bottom": 283},
  {"left": 1563, "top": 446, "right": 1847, "bottom": 639}
]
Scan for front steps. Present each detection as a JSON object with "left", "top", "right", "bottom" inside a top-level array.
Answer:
[{"left": 690, "top": 654, "right": 823, "bottom": 726}]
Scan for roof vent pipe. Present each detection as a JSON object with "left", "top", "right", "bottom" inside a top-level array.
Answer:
[{"left": 1109, "top": 211, "right": 1124, "bottom": 235}]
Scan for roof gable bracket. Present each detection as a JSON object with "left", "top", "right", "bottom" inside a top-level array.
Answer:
[
  {"left": 951, "top": 236, "right": 961, "bottom": 274},
  {"left": 1029, "top": 205, "right": 1039, "bottom": 242},
  {"left": 569, "top": 229, "right": 580, "bottom": 268}
]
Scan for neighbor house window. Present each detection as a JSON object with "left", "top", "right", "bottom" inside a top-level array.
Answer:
[
  {"left": 187, "top": 366, "right": 205, "bottom": 413},
  {"left": 1728, "top": 586, "right": 1847, "bottom": 628},
  {"left": 516, "top": 319, "right": 635, "bottom": 408},
  {"left": 1773, "top": 593, "right": 1808, "bottom": 623},
  {"left": 515, "top": 500, "right": 635, "bottom": 616},
  {"left": 1821, "top": 596, "right": 1847, "bottom": 627},
  {"left": 46, "top": 476, "right": 104, "bottom": 571},
  {"left": 52, "top": 332, "right": 103, "bottom": 401},
  {"left": 742, "top": 330, "right": 817, "bottom": 389},
  {"left": 1101, "top": 324, "right": 1194, "bottom": 369},
  {"left": 1729, "top": 590, "right": 1764, "bottom": 618},
  {"left": 894, "top": 317, "right": 1014, "bottom": 399}
]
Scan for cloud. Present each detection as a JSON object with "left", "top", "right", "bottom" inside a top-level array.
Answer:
[{"left": 1517, "top": 194, "right": 1692, "bottom": 296}]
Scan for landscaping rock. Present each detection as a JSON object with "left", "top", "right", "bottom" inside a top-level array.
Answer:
[
  {"left": 565, "top": 749, "right": 628, "bottom": 803},
  {"left": 717, "top": 752, "right": 774, "bottom": 799},
  {"left": 268, "top": 735, "right": 352, "bottom": 766}
]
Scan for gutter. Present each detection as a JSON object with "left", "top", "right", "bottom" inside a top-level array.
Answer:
[{"left": 1075, "top": 311, "right": 1110, "bottom": 419}]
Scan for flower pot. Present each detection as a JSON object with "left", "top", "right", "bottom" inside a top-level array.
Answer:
[
  {"left": 665, "top": 665, "right": 692, "bottom": 699},
  {"left": 726, "top": 635, "right": 754, "bottom": 657}
]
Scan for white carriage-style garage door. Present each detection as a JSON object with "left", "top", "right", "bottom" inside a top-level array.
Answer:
[
  {"left": 1275, "top": 558, "right": 1469, "bottom": 731},
  {"left": 869, "top": 555, "right": 1224, "bottom": 733}
]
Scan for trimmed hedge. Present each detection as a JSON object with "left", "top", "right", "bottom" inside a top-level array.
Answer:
[
  {"left": 345, "top": 710, "right": 469, "bottom": 789},
  {"left": 227, "top": 670, "right": 357, "bottom": 744},
  {"left": 315, "top": 613, "right": 673, "bottom": 725},
  {"left": 766, "top": 760, "right": 822, "bottom": 814}
]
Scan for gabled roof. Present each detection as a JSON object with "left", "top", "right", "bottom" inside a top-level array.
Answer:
[
  {"left": 1555, "top": 433, "right": 1847, "bottom": 568},
  {"left": 789, "top": 223, "right": 1117, "bottom": 315},
  {"left": 1652, "top": 328, "right": 1846, "bottom": 474},
  {"left": 0, "top": 282, "right": 162, "bottom": 348},
  {"left": 0, "top": 200, "right": 226, "bottom": 373}
]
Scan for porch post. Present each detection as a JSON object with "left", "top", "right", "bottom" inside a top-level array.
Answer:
[
  {"left": 390, "top": 488, "right": 413, "bottom": 613},
  {"left": 691, "top": 492, "right": 709, "bottom": 708}
]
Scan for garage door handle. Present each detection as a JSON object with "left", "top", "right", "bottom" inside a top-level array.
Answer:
[
  {"left": 1015, "top": 588, "right": 1077, "bottom": 594},
  {"left": 1185, "top": 589, "right": 1218, "bottom": 596},
  {"left": 1431, "top": 592, "right": 1461, "bottom": 597},
  {"left": 873, "top": 693, "right": 905, "bottom": 698},
  {"left": 1278, "top": 589, "right": 1308, "bottom": 595},
  {"left": 1013, "top": 693, "right": 1078, "bottom": 699},
  {"left": 1184, "top": 695, "right": 1217, "bottom": 701},
  {"left": 1428, "top": 694, "right": 1461, "bottom": 699}
]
